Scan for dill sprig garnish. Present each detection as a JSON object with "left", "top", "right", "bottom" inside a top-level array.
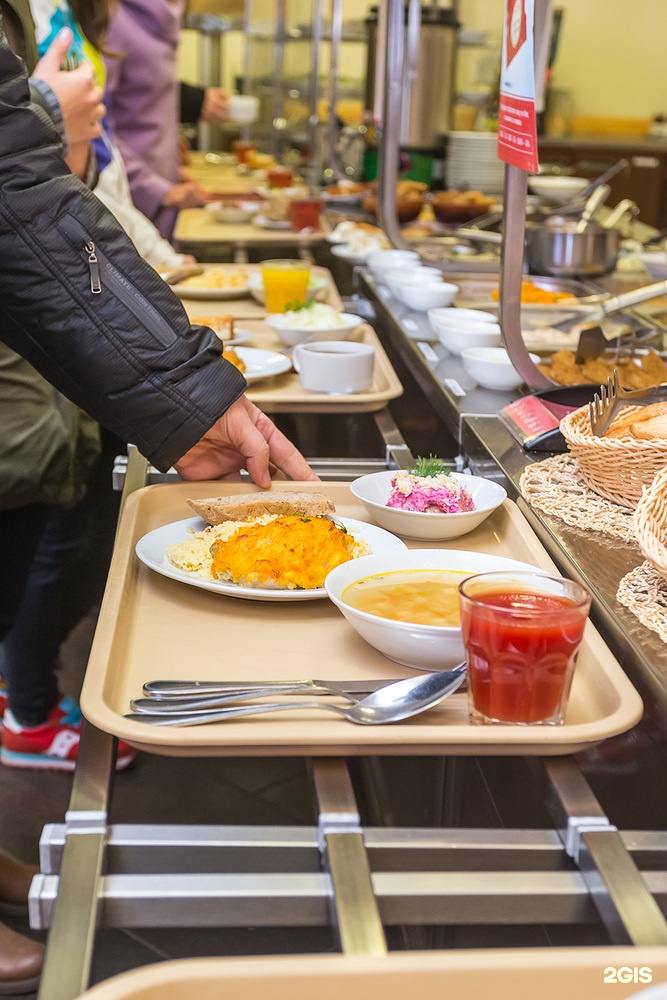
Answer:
[{"left": 407, "top": 455, "right": 450, "bottom": 478}]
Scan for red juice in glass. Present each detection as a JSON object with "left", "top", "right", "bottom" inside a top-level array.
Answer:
[
  {"left": 289, "top": 198, "right": 322, "bottom": 232},
  {"left": 459, "top": 572, "right": 591, "bottom": 725}
]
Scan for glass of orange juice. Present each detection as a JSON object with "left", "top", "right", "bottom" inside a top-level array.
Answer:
[{"left": 261, "top": 259, "right": 310, "bottom": 313}]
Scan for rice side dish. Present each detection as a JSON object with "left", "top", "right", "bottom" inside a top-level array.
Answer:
[{"left": 386, "top": 471, "right": 475, "bottom": 514}]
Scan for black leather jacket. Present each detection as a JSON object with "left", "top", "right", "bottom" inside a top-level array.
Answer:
[{"left": 0, "top": 14, "right": 246, "bottom": 472}]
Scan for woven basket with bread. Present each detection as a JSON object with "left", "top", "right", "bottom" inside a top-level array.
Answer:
[
  {"left": 634, "top": 466, "right": 667, "bottom": 581},
  {"left": 560, "top": 402, "right": 667, "bottom": 509}
]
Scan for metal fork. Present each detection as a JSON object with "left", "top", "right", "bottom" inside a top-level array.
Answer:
[{"left": 589, "top": 369, "right": 667, "bottom": 437}]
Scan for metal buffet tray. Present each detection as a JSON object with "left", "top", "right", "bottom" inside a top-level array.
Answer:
[{"left": 80, "top": 482, "right": 642, "bottom": 758}]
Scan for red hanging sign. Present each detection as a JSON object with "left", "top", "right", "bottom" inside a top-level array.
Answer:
[{"left": 498, "top": 0, "right": 539, "bottom": 173}]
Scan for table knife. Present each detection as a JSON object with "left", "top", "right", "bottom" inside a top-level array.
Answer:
[{"left": 142, "top": 678, "right": 405, "bottom": 700}]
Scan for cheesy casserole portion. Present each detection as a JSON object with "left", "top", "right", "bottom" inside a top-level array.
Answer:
[{"left": 166, "top": 514, "right": 370, "bottom": 590}]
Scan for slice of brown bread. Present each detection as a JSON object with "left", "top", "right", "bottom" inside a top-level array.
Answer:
[
  {"left": 629, "top": 414, "right": 667, "bottom": 441},
  {"left": 604, "top": 401, "right": 667, "bottom": 439},
  {"left": 186, "top": 491, "right": 335, "bottom": 525}
]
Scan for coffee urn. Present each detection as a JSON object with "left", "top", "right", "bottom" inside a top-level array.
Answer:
[{"left": 365, "top": 3, "right": 459, "bottom": 149}]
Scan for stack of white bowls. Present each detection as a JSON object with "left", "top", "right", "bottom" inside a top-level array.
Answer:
[
  {"left": 445, "top": 132, "right": 505, "bottom": 195},
  {"left": 428, "top": 307, "right": 501, "bottom": 355}
]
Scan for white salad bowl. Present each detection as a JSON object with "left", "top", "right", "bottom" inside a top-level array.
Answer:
[
  {"left": 436, "top": 321, "right": 502, "bottom": 355},
  {"left": 400, "top": 281, "right": 459, "bottom": 312},
  {"left": 324, "top": 549, "right": 544, "bottom": 671},
  {"left": 350, "top": 470, "right": 506, "bottom": 541},
  {"left": 461, "top": 347, "right": 540, "bottom": 391},
  {"left": 265, "top": 311, "right": 361, "bottom": 347}
]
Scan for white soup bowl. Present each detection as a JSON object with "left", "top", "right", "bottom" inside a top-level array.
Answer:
[{"left": 324, "top": 549, "right": 545, "bottom": 671}]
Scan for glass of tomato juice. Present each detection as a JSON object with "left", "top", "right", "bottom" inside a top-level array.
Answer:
[{"left": 458, "top": 572, "right": 591, "bottom": 726}]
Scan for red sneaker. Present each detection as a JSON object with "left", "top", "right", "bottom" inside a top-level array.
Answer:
[
  {"left": 0, "top": 678, "right": 7, "bottom": 726},
  {"left": 0, "top": 696, "right": 137, "bottom": 772}
]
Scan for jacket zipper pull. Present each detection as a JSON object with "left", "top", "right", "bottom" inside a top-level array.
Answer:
[{"left": 85, "top": 241, "right": 102, "bottom": 294}]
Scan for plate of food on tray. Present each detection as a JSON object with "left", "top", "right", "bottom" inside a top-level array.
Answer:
[
  {"left": 321, "top": 180, "right": 369, "bottom": 204},
  {"left": 221, "top": 346, "right": 292, "bottom": 382},
  {"left": 171, "top": 268, "right": 251, "bottom": 300},
  {"left": 252, "top": 214, "right": 293, "bottom": 230},
  {"left": 192, "top": 315, "right": 253, "bottom": 347},
  {"left": 135, "top": 491, "right": 407, "bottom": 601}
]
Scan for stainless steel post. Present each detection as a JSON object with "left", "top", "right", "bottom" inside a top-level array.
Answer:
[
  {"left": 36, "top": 723, "right": 116, "bottom": 1000},
  {"left": 311, "top": 759, "right": 387, "bottom": 955},
  {"left": 376, "top": 0, "right": 409, "bottom": 250}
]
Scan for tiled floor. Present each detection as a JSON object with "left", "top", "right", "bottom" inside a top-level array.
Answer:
[{"left": 2, "top": 608, "right": 667, "bottom": 998}]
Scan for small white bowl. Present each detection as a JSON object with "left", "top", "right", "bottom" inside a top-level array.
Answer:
[
  {"left": 400, "top": 281, "right": 458, "bottom": 312},
  {"left": 461, "top": 347, "right": 540, "bottom": 391},
  {"left": 265, "top": 311, "right": 361, "bottom": 346},
  {"left": 428, "top": 307, "right": 497, "bottom": 333},
  {"left": 350, "top": 470, "right": 507, "bottom": 541},
  {"left": 437, "top": 322, "right": 502, "bottom": 355},
  {"left": 324, "top": 549, "right": 544, "bottom": 671},
  {"left": 637, "top": 251, "right": 667, "bottom": 281},
  {"left": 388, "top": 267, "right": 443, "bottom": 303},
  {"left": 367, "top": 250, "right": 419, "bottom": 279},
  {"left": 527, "top": 175, "right": 589, "bottom": 204}
]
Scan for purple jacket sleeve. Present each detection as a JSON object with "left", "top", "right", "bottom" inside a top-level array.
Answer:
[
  {"left": 0, "top": 16, "right": 247, "bottom": 473},
  {"left": 103, "top": 49, "right": 172, "bottom": 220}
]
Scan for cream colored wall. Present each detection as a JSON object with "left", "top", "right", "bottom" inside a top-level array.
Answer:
[
  {"left": 178, "top": 1, "right": 667, "bottom": 122},
  {"left": 457, "top": 0, "right": 667, "bottom": 121}
]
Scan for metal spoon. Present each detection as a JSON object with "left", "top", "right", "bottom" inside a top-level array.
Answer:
[{"left": 124, "top": 665, "right": 466, "bottom": 727}]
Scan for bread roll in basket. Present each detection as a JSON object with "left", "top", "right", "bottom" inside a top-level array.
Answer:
[{"left": 560, "top": 404, "right": 667, "bottom": 509}]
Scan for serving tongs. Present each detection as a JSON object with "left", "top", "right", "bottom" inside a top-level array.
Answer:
[{"left": 589, "top": 369, "right": 667, "bottom": 437}]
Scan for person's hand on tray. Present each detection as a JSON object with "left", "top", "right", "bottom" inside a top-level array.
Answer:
[{"left": 174, "top": 395, "right": 319, "bottom": 487}]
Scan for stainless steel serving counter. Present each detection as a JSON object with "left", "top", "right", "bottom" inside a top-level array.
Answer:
[{"left": 357, "top": 267, "right": 667, "bottom": 728}]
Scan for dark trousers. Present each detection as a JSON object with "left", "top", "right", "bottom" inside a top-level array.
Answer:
[{"left": 0, "top": 504, "right": 51, "bottom": 643}]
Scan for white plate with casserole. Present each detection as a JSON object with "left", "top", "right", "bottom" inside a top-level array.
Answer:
[
  {"left": 231, "top": 346, "right": 292, "bottom": 382},
  {"left": 171, "top": 270, "right": 251, "bottom": 300},
  {"left": 135, "top": 516, "right": 407, "bottom": 602}
]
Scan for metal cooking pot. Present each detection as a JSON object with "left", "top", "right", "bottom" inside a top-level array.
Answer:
[{"left": 524, "top": 219, "right": 620, "bottom": 277}]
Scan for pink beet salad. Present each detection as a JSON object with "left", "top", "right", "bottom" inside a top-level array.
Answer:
[{"left": 386, "top": 471, "right": 475, "bottom": 514}]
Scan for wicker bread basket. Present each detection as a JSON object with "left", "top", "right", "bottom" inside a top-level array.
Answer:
[
  {"left": 560, "top": 404, "right": 667, "bottom": 510},
  {"left": 634, "top": 466, "right": 667, "bottom": 581}
]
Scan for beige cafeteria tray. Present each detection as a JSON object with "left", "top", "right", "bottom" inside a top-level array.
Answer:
[
  {"left": 80, "top": 482, "right": 642, "bottom": 758},
  {"left": 79, "top": 950, "right": 667, "bottom": 1000},
  {"left": 174, "top": 207, "right": 329, "bottom": 248},
  {"left": 179, "top": 266, "right": 403, "bottom": 413}
]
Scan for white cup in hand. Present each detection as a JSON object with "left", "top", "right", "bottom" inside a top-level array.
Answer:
[
  {"left": 292, "top": 341, "right": 375, "bottom": 394},
  {"left": 227, "top": 95, "right": 260, "bottom": 123}
]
